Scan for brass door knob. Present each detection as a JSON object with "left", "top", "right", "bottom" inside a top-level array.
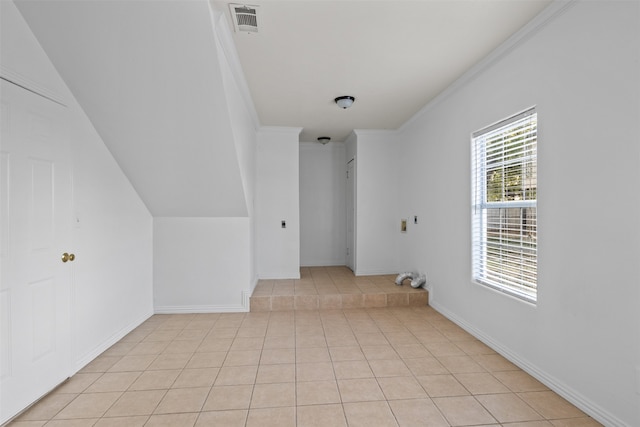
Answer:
[{"left": 61, "top": 253, "right": 76, "bottom": 263}]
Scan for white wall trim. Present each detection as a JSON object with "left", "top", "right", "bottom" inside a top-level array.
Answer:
[
  {"left": 0, "top": 67, "right": 67, "bottom": 106},
  {"left": 301, "top": 262, "right": 346, "bottom": 268},
  {"left": 242, "top": 290, "right": 250, "bottom": 311},
  {"left": 299, "top": 141, "right": 344, "bottom": 148},
  {"left": 156, "top": 291, "right": 251, "bottom": 314},
  {"left": 398, "top": 0, "right": 576, "bottom": 133},
  {"left": 353, "top": 129, "right": 399, "bottom": 137},
  {"left": 209, "top": 7, "right": 260, "bottom": 130},
  {"left": 354, "top": 268, "right": 397, "bottom": 277},
  {"left": 258, "top": 271, "right": 301, "bottom": 280},
  {"left": 73, "top": 309, "right": 153, "bottom": 373},
  {"left": 154, "top": 305, "right": 247, "bottom": 314},
  {"left": 430, "top": 300, "right": 628, "bottom": 427}
]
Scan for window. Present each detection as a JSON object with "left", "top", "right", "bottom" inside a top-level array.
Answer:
[{"left": 472, "top": 108, "right": 537, "bottom": 303}]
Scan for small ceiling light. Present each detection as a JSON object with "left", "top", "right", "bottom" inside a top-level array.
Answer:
[
  {"left": 335, "top": 96, "right": 355, "bottom": 109},
  {"left": 317, "top": 136, "right": 331, "bottom": 144}
]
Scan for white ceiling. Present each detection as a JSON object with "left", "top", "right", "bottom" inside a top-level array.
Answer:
[{"left": 212, "top": 0, "right": 552, "bottom": 142}]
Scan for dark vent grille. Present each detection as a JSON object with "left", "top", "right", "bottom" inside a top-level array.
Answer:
[
  {"left": 235, "top": 11, "right": 257, "bottom": 27},
  {"left": 232, "top": 5, "right": 258, "bottom": 32}
]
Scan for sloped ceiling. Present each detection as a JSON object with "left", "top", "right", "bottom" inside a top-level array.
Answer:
[{"left": 16, "top": 0, "right": 248, "bottom": 217}]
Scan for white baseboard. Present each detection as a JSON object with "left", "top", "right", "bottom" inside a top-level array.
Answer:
[
  {"left": 154, "top": 305, "right": 247, "bottom": 314},
  {"left": 430, "top": 300, "right": 628, "bottom": 427},
  {"left": 73, "top": 309, "right": 153, "bottom": 373},
  {"left": 258, "top": 271, "right": 301, "bottom": 280},
  {"left": 242, "top": 290, "right": 250, "bottom": 311},
  {"left": 300, "top": 261, "right": 346, "bottom": 267},
  {"left": 354, "top": 268, "right": 398, "bottom": 276},
  {"left": 155, "top": 291, "right": 251, "bottom": 314}
]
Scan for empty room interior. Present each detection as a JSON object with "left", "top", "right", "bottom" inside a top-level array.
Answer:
[{"left": 1, "top": 0, "right": 639, "bottom": 426}]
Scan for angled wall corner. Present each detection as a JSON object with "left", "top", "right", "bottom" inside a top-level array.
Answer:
[{"left": 16, "top": 0, "right": 248, "bottom": 218}]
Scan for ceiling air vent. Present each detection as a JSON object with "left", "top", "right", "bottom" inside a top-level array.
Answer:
[{"left": 229, "top": 4, "right": 259, "bottom": 33}]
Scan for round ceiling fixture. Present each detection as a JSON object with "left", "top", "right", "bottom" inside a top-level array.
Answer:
[
  {"left": 334, "top": 96, "right": 355, "bottom": 109},
  {"left": 317, "top": 136, "right": 331, "bottom": 144}
]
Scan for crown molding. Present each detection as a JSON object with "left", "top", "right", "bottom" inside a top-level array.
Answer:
[
  {"left": 398, "top": 0, "right": 576, "bottom": 133},
  {"left": 353, "top": 129, "right": 399, "bottom": 137},
  {"left": 299, "top": 141, "right": 345, "bottom": 149}
]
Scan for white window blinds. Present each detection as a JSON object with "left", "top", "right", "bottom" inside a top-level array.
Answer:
[{"left": 472, "top": 108, "right": 537, "bottom": 303}]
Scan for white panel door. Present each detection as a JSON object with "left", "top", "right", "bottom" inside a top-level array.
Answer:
[
  {"left": 346, "top": 159, "right": 355, "bottom": 271},
  {"left": 0, "top": 79, "right": 73, "bottom": 424}
]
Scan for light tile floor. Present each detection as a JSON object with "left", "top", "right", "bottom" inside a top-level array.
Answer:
[{"left": 9, "top": 271, "right": 602, "bottom": 427}]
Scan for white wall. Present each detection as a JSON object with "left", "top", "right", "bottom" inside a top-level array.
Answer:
[
  {"left": 153, "top": 218, "right": 250, "bottom": 312},
  {"left": 1, "top": 0, "right": 153, "bottom": 375},
  {"left": 299, "top": 142, "right": 346, "bottom": 266},
  {"left": 352, "top": 130, "right": 400, "bottom": 275},
  {"left": 152, "top": 12, "right": 258, "bottom": 312},
  {"left": 396, "top": 2, "right": 640, "bottom": 426},
  {"left": 256, "top": 127, "right": 301, "bottom": 279},
  {"left": 70, "top": 101, "right": 153, "bottom": 370}
]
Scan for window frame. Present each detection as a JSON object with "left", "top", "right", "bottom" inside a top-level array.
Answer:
[{"left": 471, "top": 108, "right": 538, "bottom": 304}]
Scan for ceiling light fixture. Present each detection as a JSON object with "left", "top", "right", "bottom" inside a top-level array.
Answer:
[
  {"left": 335, "top": 96, "right": 355, "bottom": 109},
  {"left": 317, "top": 136, "right": 331, "bottom": 145}
]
